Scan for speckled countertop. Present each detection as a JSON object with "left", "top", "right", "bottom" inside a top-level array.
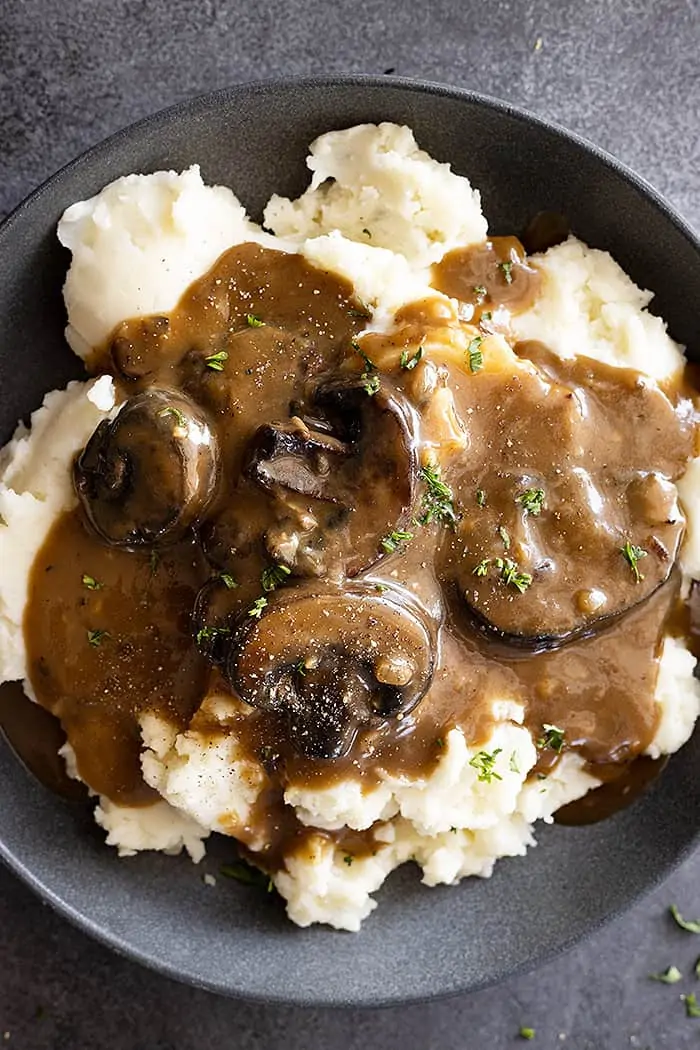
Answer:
[{"left": 1, "top": 1, "right": 700, "bottom": 1046}]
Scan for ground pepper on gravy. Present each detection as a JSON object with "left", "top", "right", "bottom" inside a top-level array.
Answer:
[{"left": 14, "top": 235, "right": 698, "bottom": 865}]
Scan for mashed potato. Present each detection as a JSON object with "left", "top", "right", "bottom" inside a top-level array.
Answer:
[{"left": 2, "top": 123, "right": 699, "bottom": 932}]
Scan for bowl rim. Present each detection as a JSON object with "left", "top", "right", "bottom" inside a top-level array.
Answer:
[{"left": 2, "top": 71, "right": 700, "bottom": 1007}]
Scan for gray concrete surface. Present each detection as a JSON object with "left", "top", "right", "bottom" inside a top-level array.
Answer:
[{"left": 1, "top": 0, "right": 700, "bottom": 1045}]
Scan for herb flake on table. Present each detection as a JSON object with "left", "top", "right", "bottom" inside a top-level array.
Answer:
[
  {"left": 649, "top": 965, "right": 682, "bottom": 984},
  {"left": 518, "top": 1026, "right": 535, "bottom": 1040},
  {"left": 670, "top": 904, "right": 700, "bottom": 933},
  {"left": 682, "top": 992, "right": 700, "bottom": 1018}
]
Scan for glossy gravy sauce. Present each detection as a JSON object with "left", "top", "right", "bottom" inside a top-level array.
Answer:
[{"left": 18, "top": 236, "right": 698, "bottom": 864}]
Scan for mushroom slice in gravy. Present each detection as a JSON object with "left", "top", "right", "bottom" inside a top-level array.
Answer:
[
  {"left": 226, "top": 587, "right": 434, "bottom": 759},
  {"left": 74, "top": 388, "right": 219, "bottom": 548},
  {"left": 244, "top": 375, "right": 418, "bottom": 577}
]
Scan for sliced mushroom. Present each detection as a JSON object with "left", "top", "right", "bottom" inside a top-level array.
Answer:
[
  {"left": 225, "top": 587, "right": 434, "bottom": 759},
  {"left": 444, "top": 468, "right": 684, "bottom": 649},
  {"left": 74, "top": 389, "right": 218, "bottom": 547},
  {"left": 243, "top": 376, "right": 418, "bottom": 577}
]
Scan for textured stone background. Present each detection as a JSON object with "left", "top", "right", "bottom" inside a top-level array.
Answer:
[{"left": 1, "top": 0, "right": 700, "bottom": 1046}]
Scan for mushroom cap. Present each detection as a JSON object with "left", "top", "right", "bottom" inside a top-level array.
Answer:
[
  {"left": 74, "top": 389, "right": 219, "bottom": 547},
  {"left": 226, "top": 586, "right": 435, "bottom": 759},
  {"left": 243, "top": 375, "right": 419, "bottom": 578}
]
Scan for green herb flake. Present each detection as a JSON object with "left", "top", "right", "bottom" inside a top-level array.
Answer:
[
  {"left": 361, "top": 371, "right": 381, "bottom": 396},
  {"left": 509, "top": 751, "right": 521, "bottom": 774},
  {"left": 473, "top": 284, "right": 488, "bottom": 302},
  {"left": 498, "top": 259, "right": 514, "bottom": 284},
  {"left": 195, "top": 625, "right": 231, "bottom": 647},
  {"left": 400, "top": 346, "right": 424, "bottom": 370},
  {"left": 517, "top": 488, "right": 545, "bottom": 516},
  {"left": 343, "top": 855, "right": 354, "bottom": 867},
  {"left": 81, "top": 574, "right": 102, "bottom": 590},
  {"left": 467, "top": 335, "right": 484, "bottom": 373},
  {"left": 670, "top": 904, "right": 700, "bottom": 934},
  {"left": 349, "top": 301, "right": 372, "bottom": 320},
  {"left": 375, "top": 583, "right": 388, "bottom": 594},
  {"left": 435, "top": 737, "right": 445, "bottom": 749},
  {"left": 219, "top": 573, "right": 238, "bottom": 590},
  {"left": 158, "top": 405, "right": 187, "bottom": 428},
  {"left": 248, "top": 597, "right": 269, "bottom": 619},
  {"left": 381, "top": 529, "right": 413, "bottom": 554},
  {"left": 480, "top": 311, "right": 492, "bottom": 323},
  {"left": 87, "top": 629, "right": 109, "bottom": 647},
  {"left": 473, "top": 558, "right": 491, "bottom": 577},
  {"left": 683, "top": 992, "right": 700, "bottom": 1018},
  {"left": 518, "top": 1027, "right": 535, "bottom": 1041},
  {"left": 469, "top": 748, "right": 503, "bottom": 783},
  {"left": 476, "top": 489, "right": 486, "bottom": 507},
  {"left": 204, "top": 350, "right": 229, "bottom": 371},
  {"left": 295, "top": 658, "right": 308, "bottom": 677},
  {"left": 246, "top": 314, "right": 265, "bottom": 328},
  {"left": 649, "top": 965, "right": 682, "bottom": 984},
  {"left": 621, "top": 540, "right": 648, "bottom": 583},
  {"left": 352, "top": 338, "right": 376, "bottom": 372},
  {"left": 149, "top": 549, "right": 160, "bottom": 575},
  {"left": 220, "top": 859, "right": 272, "bottom": 890},
  {"left": 494, "top": 557, "right": 533, "bottom": 593},
  {"left": 418, "top": 464, "right": 458, "bottom": 528},
  {"left": 0, "top": 514, "right": 7, "bottom": 527},
  {"left": 498, "top": 525, "right": 511, "bottom": 550},
  {"left": 537, "top": 723, "right": 565, "bottom": 753},
  {"left": 261, "top": 562, "right": 292, "bottom": 593}
]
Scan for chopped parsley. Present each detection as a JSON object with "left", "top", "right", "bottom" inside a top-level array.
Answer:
[
  {"left": 472, "top": 556, "right": 532, "bottom": 592},
  {"left": 375, "top": 583, "right": 388, "bottom": 594},
  {"left": 467, "top": 335, "right": 484, "bottom": 373},
  {"left": 621, "top": 540, "right": 647, "bottom": 583},
  {"left": 418, "top": 464, "right": 458, "bottom": 528},
  {"left": 498, "top": 259, "right": 514, "bottom": 284},
  {"left": 149, "top": 549, "right": 160, "bottom": 575},
  {"left": 219, "top": 573, "right": 238, "bottom": 590},
  {"left": 517, "top": 488, "right": 545, "bottom": 516},
  {"left": 195, "top": 624, "right": 231, "bottom": 647},
  {"left": 498, "top": 525, "right": 510, "bottom": 550},
  {"left": 476, "top": 488, "right": 486, "bottom": 507},
  {"left": 670, "top": 904, "right": 700, "bottom": 934},
  {"left": 381, "top": 529, "right": 413, "bottom": 554},
  {"left": 246, "top": 313, "right": 265, "bottom": 327},
  {"left": 349, "top": 301, "right": 372, "bottom": 319},
  {"left": 469, "top": 748, "right": 503, "bottom": 783},
  {"left": 400, "top": 346, "right": 424, "bottom": 370},
  {"left": 204, "top": 350, "right": 229, "bottom": 371},
  {"left": 261, "top": 562, "right": 292, "bottom": 592},
  {"left": 343, "top": 855, "right": 354, "bottom": 867},
  {"left": 649, "top": 965, "right": 682, "bottom": 984},
  {"left": 480, "top": 310, "right": 492, "bottom": 323},
  {"left": 81, "top": 574, "right": 102, "bottom": 590},
  {"left": 361, "top": 372, "right": 381, "bottom": 396},
  {"left": 158, "top": 405, "right": 187, "bottom": 428},
  {"left": 518, "top": 1027, "right": 535, "bottom": 1041},
  {"left": 473, "top": 284, "right": 488, "bottom": 302},
  {"left": 248, "top": 597, "right": 268, "bottom": 619},
  {"left": 352, "top": 338, "right": 376, "bottom": 372},
  {"left": 683, "top": 992, "right": 700, "bottom": 1018},
  {"left": 509, "top": 751, "right": 521, "bottom": 774},
  {"left": 435, "top": 736, "right": 445, "bottom": 749},
  {"left": 87, "top": 629, "right": 109, "bottom": 647},
  {"left": 295, "top": 658, "right": 308, "bottom": 677},
  {"left": 220, "top": 860, "right": 273, "bottom": 890},
  {"left": 537, "top": 723, "right": 565, "bottom": 753}
]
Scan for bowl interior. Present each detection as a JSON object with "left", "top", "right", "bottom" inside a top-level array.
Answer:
[{"left": 1, "top": 76, "right": 699, "bottom": 1006}]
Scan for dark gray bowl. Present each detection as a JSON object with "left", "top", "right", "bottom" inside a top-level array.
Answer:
[{"left": 1, "top": 75, "right": 699, "bottom": 1007}]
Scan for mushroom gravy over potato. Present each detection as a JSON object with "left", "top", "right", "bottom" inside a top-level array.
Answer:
[{"left": 23, "top": 235, "right": 696, "bottom": 860}]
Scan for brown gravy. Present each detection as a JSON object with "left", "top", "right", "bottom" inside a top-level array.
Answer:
[{"left": 21, "top": 238, "right": 698, "bottom": 864}]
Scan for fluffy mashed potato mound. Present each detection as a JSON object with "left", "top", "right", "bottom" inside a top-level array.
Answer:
[
  {"left": 58, "top": 165, "right": 281, "bottom": 358},
  {"left": 265, "top": 123, "right": 488, "bottom": 267},
  {"left": 94, "top": 798, "right": 208, "bottom": 862},
  {"left": 0, "top": 376, "right": 115, "bottom": 680},
  {"left": 511, "top": 236, "right": 686, "bottom": 382}
]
